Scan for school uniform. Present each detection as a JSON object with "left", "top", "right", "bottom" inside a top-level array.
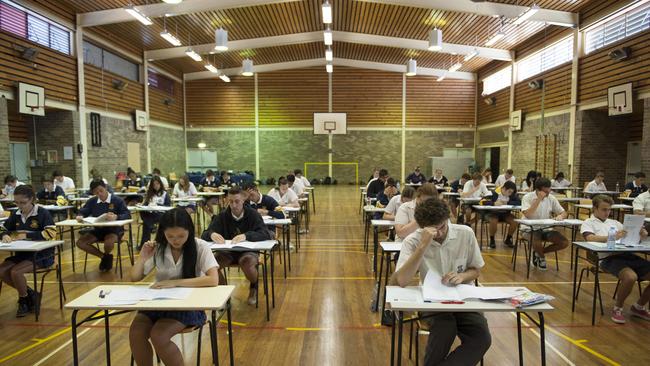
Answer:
[
  {"left": 2, "top": 182, "right": 25, "bottom": 196},
  {"left": 484, "top": 191, "right": 521, "bottom": 221},
  {"left": 141, "top": 238, "right": 218, "bottom": 327},
  {"left": 78, "top": 193, "right": 131, "bottom": 240},
  {"left": 462, "top": 181, "right": 491, "bottom": 198},
  {"left": 37, "top": 185, "right": 65, "bottom": 201},
  {"left": 385, "top": 195, "right": 403, "bottom": 217},
  {"left": 173, "top": 183, "right": 198, "bottom": 209},
  {"left": 149, "top": 175, "right": 169, "bottom": 190},
  {"left": 123, "top": 178, "right": 143, "bottom": 190},
  {"left": 366, "top": 179, "right": 385, "bottom": 198},
  {"left": 54, "top": 176, "right": 75, "bottom": 191},
  {"left": 520, "top": 181, "right": 533, "bottom": 191},
  {"left": 406, "top": 172, "right": 426, "bottom": 184},
  {"left": 624, "top": 181, "right": 648, "bottom": 198},
  {"left": 268, "top": 188, "right": 299, "bottom": 206},
  {"left": 394, "top": 200, "right": 416, "bottom": 241},
  {"left": 298, "top": 175, "right": 311, "bottom": 187},
  {"left": 521, "top": 191, "right": 565, "bottom": 238},
  {"left": 494, "top": 174, "right": 515, "bottom": 187},
  {"left": 0, "top": 205, "right": 57, "bottom": 268},
  {"left": 200, "top": 177, "right": 219, "bottom": 189},
  {"left": 291, "top": 178, "right": 305, "bottom": 196},
  {"left": 633, "top": 191, "right": 650, "bottom": 213},
  {"left": 139, "top": 191, "right": 171, "bottom": 246},
  {"left": 249, "top": 194, "right": 284, "bottom": 235},
  {"left": 429, "top": 175, "right": 448, "bottom": 186},
  {"left": 585, "top": 180, "right": 607, "bottom": 193},
  {"left": 551, "top": 179, "right": 571, "bottom": 188}
]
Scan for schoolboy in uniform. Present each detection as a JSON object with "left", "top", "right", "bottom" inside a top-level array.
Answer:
[
  {"left": 268, "top": 178, "right": 300, "bottom": 207},
  {"left": 395, "top": 183, "right": 438, "bottom": 241},
  {"left": 37, "top": 176, "right": 66, "bottom": 202},
  {"left": 200, "top": 170, "right": 220, "bottom": 191},
  {"left": 52, "top": 170, "right": 76, "bottom": 192},
  {"left": 384, "top": 186, "right": 415, "bottom": 221},
  {"left": 585, "top": 171, "right": 607, "bottom": 193},
  {"left": 624, "top": 172, "right": 647, "bottom": 198},
  {"left": 461, "top": 172, "right": 492, "bottom": 225},
  {"left": 485, "top": 181, "right": 520, "bottom": 248},
  {"left": 2, "top": 175, "right": 25, "bottom": 197},
  {"left": 428, "top": 168, "right": 448, "bottom": 186},
  {"left": 406, "top": 167, "right": 426, "bottom": 185},
  {"left": 294, "top": 169, "right": 311, "bottom": 187},
  {"left": 633, "top": 190, "right": 650, "bottom": 217},
  {"left": 494, "top": 169, "right": 516, "bottom": 188}
]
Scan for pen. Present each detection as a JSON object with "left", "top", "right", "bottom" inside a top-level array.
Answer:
[
  {"left": 441, "top": 301, "right": 465, "bottom": 304},
  {"left": 98, "top": 289, "right": 111, "bottom": 298}
]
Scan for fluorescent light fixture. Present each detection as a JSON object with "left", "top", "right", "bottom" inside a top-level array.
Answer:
[
  {"left": 204, "top": 64, "right": 218, "bottom": 73},
  {"left": 162, "top": 0, "right": 183, "bottom": 4},
  {"left": 449, "top": 62, "right": 462, "bottom": 72},
  {"left": 125, "top": 5, "right": 153, "bottom": 25},
  {"left": 326, "top": 62, "right": 333, "bottom": 73},
  {"left": 428, "top": 28, "right": 443, "bottom": 51},
  {"left": 545, "top": 21, "right": 577, "bottom": 28},
  {"left": 219, "top": 74, "right": 231, "bottom": 83},
  {"left": 325, "top": 47, "right": 333, "bottom": 61},
  {"left": 406, "top": 59, "right": 417, "bottom": 76},
  {"left": 513, "top": 4, "right": 540, "bottom": 25},
  {"left": 464, "top": 49, "right": 478, "bottom": 62},
  {"left": 197, "top": 142, "right": 207, "bottom": 149},
  {"left": 160, "top": 30, "right": 182, "bottom": 46},
  {"left": 185, "top": 48, "right": 202, "bottom": 62},
  {"left": 214, "top": 28, "right": 228, "bottom": 51},
  {"left": 322, "top": 0, "right": 332, "bottom": 24},
  {"left": 324, "top": 28, "right": 333, "bottom": 46},
  {"left": 437, "top": 74, "right": 446, "bottom": 82},
  {"left": 485, "top": 32, "right": 505, "bottom": 46},
  {"left": 242, "top": 59, "right": 254, "bottom": 76}
]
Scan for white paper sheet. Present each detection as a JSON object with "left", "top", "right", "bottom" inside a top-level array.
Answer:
[
  {"left": 620, "top": 214, "right": 644, "bottom": 246},
  {"left": 98, "top": 286, "right": 193, "bottom": 306},
  {"left": 422, "top": 271, "right": 521, "bottom": 302}
]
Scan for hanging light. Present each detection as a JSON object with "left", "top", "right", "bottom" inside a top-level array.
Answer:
[
  {"left": 242, "top": 59, "right": 254, "bottom": 76},
  {"left": 513, "top": 4, "right": 540, "bottom": 25},
  {"left": 324, "top": 27, "right": 333, "bottom": 46},
  {"left": 322, "top": 0, "right": 332, "bottom": 24},
  {"left": 464, "top": 49, "right": 478, "bottom": 62},
  {"left": 162, "top": 0, "right": 183, "bottom": 4},
  {"left": 125, "top": 5, "right": 152, "bottom": 25},
  {"left": 485, "top": 32, "right": 505, "bottom": 46},
  {"left": 437, "top": 73, "right": 446, "bottom": 82},
  {"left": 449, "top": 62, "right": 462, "bottom": 72},
  {"left": 185, "top": 48, "right": 202, "bottom": 62},
  {"left": 326, "top": 62, "right": 333, "bottom": 73},
  {"left": 325, "top": 47, "right": 333, "bottom": 61},
  {"left": 214, "top": 28, "right": 228, "bottom": 51},
  {"left": 160, "top": 30, "right": 182, "bottom": 46},
  {"left": 406, "top": 59, "right": 417, "bottom": 76},
  {"left": 204, "top": 64, "right": 218, "bottom": 73},
  {"left": 219, "top": 74, "right": 231, "bottom": 83},
  {"left": 428, "top": 28, "right": 443, "bottom": 51}
]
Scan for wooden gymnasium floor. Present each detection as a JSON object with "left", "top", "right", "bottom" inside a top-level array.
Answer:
[{"left": 0, "top": 186, "right": 647, "bottom": 365}]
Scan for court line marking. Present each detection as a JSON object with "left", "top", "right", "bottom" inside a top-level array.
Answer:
[
  {"left": 542, "top": 321, "right": 621, "bottom": 366},
  {"left": 510, "top": 313, "right": 575, "bottom": 365}
]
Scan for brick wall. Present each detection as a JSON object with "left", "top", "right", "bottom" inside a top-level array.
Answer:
[
  {"left": 500, "top": 146, "right": 510, "bottom": 175},
  {"left": 643, "top": 99, "right": 650, "bottom": 174},
  {"left": 0, "top": 97, "right": 10, "bottom": 179},
  {"left": 405, "top": 130, "right": 475, "bottom": 179},
  {"left": 186, "top": 130, "right": 256, "bottom": 175},
  {"left": 259, "top": 130, "right": 329, "bottom": 182},
  {"left": 150, "top": 125, "right": 186, "bottom": 177},
  {"left": 332, "top": 131, "right": 401, "bottom": 184}
]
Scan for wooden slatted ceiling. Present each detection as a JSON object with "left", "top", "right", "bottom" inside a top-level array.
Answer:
[
  {"left": 579, "top": 29, "right": 650, "bottom": 103},
  {"left": 258, "top": 67, "right": 328, "bottom": 126},
  {"left": 477, "top": 87, "right": 510, "bottom": 124},
  {"left": 84, "top": 64, "right": 144, "bottom": 114},
  {"left": 406, "top": 77, "right": 475, "bottom": 127},
  {"left": 185, "top": 76, "right": 254, "bottom": 127},
  {"left": 515, "top": 63, "right": 571, "bottom": 113},
  {"left": 0, "top": 31, "right": 77, "bottom": 103},
  {"left": 149, "top": 81, "right": 183, "bottom": 125}
]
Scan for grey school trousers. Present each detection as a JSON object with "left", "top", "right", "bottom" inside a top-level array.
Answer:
[{"left": 424, "top": 312, "right": 491, "bottom": 366}]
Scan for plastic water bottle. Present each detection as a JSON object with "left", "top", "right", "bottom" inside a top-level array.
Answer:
[
  {"left": 615, "top": 182, "right": 620, "bottom": 192},
  {"left": 607, "top": 227, "right": 616, "bottom": 250}
]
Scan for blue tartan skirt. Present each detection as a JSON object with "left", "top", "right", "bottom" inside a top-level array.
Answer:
[{"left": 140, "top": 310, "right": 206, "bottom": 327}]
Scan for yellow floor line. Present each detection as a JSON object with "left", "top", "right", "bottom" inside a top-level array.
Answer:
[
  {"left": 286, "top": 327, "right": 330, "bottom": 331},
  {"left": 220, "top": 320, "right": 247, "bottom": 327},
  {"left": 0, "top": 326, "right": 71, "bottom": 363},
  {"left": 544, "top": 324, "right": 621, "bottom": 366}
]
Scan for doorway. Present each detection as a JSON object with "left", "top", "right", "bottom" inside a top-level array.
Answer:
[
  {"left": 489, "top": 148, "right": 500, "bottom": 177},
  {"left": 10, "top": 142, "right": 31, "bottom": 183}
]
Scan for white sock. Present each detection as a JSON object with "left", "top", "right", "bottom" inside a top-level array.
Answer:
[
  {"left": 613, "top": 306, "right": 623, "bottom": 311},
  {"left": 632, "top": 303, "right": 645, "bottom": 311}
]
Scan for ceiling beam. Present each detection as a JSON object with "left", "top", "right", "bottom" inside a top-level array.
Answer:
[
  {"left": 145, "top": 31, "right": 511, "bottom": 61},
  {"left": 359, "top": 0, "right": 578, "bottom": 27},
  {"left": 184, "top": 58, "right": 475, "bottom": 81},
  {"left": 77, "top": 0, "right": 300, "bottom": 27}
]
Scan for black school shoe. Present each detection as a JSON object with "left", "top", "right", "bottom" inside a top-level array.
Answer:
[
  {"left": 16, "top": 296, "right": 30, "bottom": 317},
  {"left": 27, "top": 288, "right": 41, "bottom": 313},
  {"left": 504, "top": 236, "right": 514, "bottom": 248},
  {"left": 489, "top": 238, "right": 496, "bottom": 249},
  {"left": 105, "top": 254, "right": 114, "bottom": 271}
]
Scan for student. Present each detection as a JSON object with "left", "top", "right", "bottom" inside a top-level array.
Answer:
[
  {"left": 88, "top": 168, "right": 112, "bottom": 193},
  {"left": 244, "top": 183, "right": 283, "bottom": 219},
  {"left": 485, "top": 181, "right": 520, "bottom": 248},
  {"left": 520, "top": 170, "right": 538, "bottom": 192},
  {"left": 494, "top": 169, "right": 515, "bottom": 187},
  {"left": 151, "top": 168, "right": 169, "bottom": 190},
  {"left": 2, "top": 175, "right": 25, "bottom": 197},
  {"left": 268, "top": 177, "right": 299, "bottom": 207},
  {"left": 633, "top": 190, "right": 650, "bottom": 217},
  {"left": 580, "top": 195, "right": 649, "bottom": 324},
  {"left": 294, "top": 169, "right": 311, "bottom": 187},
  {"left": 585, "top": 171, "right": 607, "bottom": 193},
  {"left": 624, "top": 172, "right": 647, "bottom": 198},
  {"left": 551, "top": 172, "right": 572, "bottom": 188},
  {"left": 384, "top": 186, "right": 415, "bottom": 221},
  {"left": 368, "top": 168, "right": 380, "bottom": 184},
  {"left": 287, "top": 174, "right": 305, "bottom": 196},
  {"left": 481, "top": 168, "right": 493, "bottom": 184},
  {"left": 129, "top": 208, "right": 219, "bottom": 366},
  {"left": 220, "top": 171, "right": 232, "bottom": 186},
  {"left": 173, "top": 175, "right": 198, "bottom": 214},
  {"left": 200, "top": 169, "right": 220, "bottom": 191},
  {"left": 75, "top": 180, "right": 131, "bottom": 272},
  {"left": 377, "top": 178, "right": 399, "bottom": 207},
  {"left": 427, "top": 169, "right": 447, "bottom": 186},
  {"left": 461, "top": 172, "right": 492, "bottom": 224},
  {"left": 395, "top": 183, "right": 438, "bottom": 241},
  {"left": 391, "top": 198, "right": 490, "bottom": 365},
  {"left": 122, "top": 170, "right": 144, "bottom": 205},
  {"left": 367, "top": 169, "right": 389, "bottom": 199},
  {"left": 37, "top": 176, "right": 65, "bottom": 202},
  {"left": 139, "top": 176, "right": 172, "bottom": 248},
  {"left": 201, "top": 186, "right": 271, "bottom": 305},
  {"left": 448, "top": 173, "right": 471, "bottom": 221},
  {"left": 521, "top": 178, "right": 569, "bottom": 270},
  {"left": 0, "top": 185, "right": 57, "bottom": 317},
  {"left": 406, "top": 167, "right": 426, "bottom": 184},
  {"left": 52, "top": 170, "right": 76, "bottom": 191}
]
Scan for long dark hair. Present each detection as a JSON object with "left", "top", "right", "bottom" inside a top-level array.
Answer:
[
  {"left": 154, "top": 208, "right": 198, "bottom": 279},
  {"left": 144, "top": 176, "right": 165, "bottom": 205},
  {"left": 525, "top": 170, "right": 538, "bottom": 188}
]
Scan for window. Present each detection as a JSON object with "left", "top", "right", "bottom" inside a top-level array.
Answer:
[
  {"left": 0, "top": 0, "right": 71, "bottom": 54},
  {"left": 148, "top": 70, "right": 174, "bottom": 95},
  {"left": 517, "top": 36, "right": 573, "bottom": 82},
  {"left": 481, "top": 66, "right": 512, "bottom": 96},
  {"left": 584, "top": 2, "right": 650, "bottom": 54},
  {"left": 83, "top": 41, "right": 140, "bottom": 82}
]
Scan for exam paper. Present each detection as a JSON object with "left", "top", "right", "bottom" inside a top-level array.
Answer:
[
  {"left": 98, "top": 286, "right": 193, "bottom": 306},
  {"left": 422, "top": 271, "right": 520, "bottom": 302},
  {"left": 620, "top": 214, "right": 644, "bottom": 246}
]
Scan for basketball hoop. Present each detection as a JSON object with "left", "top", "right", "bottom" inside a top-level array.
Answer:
[{"left": 324, "top": 121, "right": 336, "bottom": 134}]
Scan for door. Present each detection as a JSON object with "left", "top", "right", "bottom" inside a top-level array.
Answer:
[
  {"left": 490, "top": 147, "right": 501, "bottom": 177},
  {"left": 10, "top": 142, "right": 30, "bottom": 183},
  {"left": 626, "top": 141, "right": 641, "bottom": 179}
]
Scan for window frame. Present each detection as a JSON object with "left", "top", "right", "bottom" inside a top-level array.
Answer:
[
  {"left": 82, "top": 40, "right": 141, "bottom": 83},
  {"left": 583, "top": 1, "right": 650, "bottom": 55},
  {"left": 516, "top": 36, "right": 573, "bottom": 83},
  {"left": 481, "top": 65, "right": 512, "bottom": 96}
]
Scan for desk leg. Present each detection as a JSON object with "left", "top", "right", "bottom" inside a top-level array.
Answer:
[
  {"left": 270, "top": 251, "right": 275, "bottom": 308},
  {"left": 210, "top": 310, "right": 220, "bottom": 366},
  {"left": 263, "top": 253, "right": 270, "bottom": 322},
  {"left": 363, "top": 213, "right": 370, "bottom": 253},
  {"left": 572, "top": 247, "right": 579, "bottom": 312},
  {"left": 57, "top": 245, "right": 65, "bottom": 308},
  {"left": 116, "top": 236, "right": 123, "bottom": 279},
  {"left": 227, "top": 302, "right": 234, "bottom": 366},
  {"left": 311, "top": 189, "right": 316, "bottom": 214},
  {"left": 475, "top": 210, "right": 480, "bottom": 250},
  {"left": 592, "top": 260, "right": 599, "bottom": 326},
  {"left": 373, "top": 227, "right": 379, "bottom": 276},
  {"left": 373, "top": 251, "right": 384, "bottom": 312},
  {"left": 282, "top": 226, "right": 288, "bottom": 279},
  {"left": 104, "top": 310, "right": 111, "bottom": 366},
  {"left": 526, "top": 230, "right": 533, "bottom": 279},
  {"left": 397, "top": 311, "right": 404, "bottom": 366},
  {"left": 539, "top": 312, "right": 546, "bottom": 366},
  {"left": 390, "top": 311, "right": 396, "bottom": 366},
  {"left": 287, "top": 224, "right": 292, "bottom": 272},
  {"left": 516, "top": 312, "right": 523, "bottom": 366},
  {"left": 382, "top": 253, "right": 391, "bottom": 313},
  {"left": 71, "top": 227, "right": 77, "bottom": 272},
  {"left": 71, "top": 310, "right": 79, "bottom": 366},
  {"left": 32, "top": 255, "right": 39, "bottom": 321},
  {"left": 128, "top": 224, "right": 134, "bottom": 265}
]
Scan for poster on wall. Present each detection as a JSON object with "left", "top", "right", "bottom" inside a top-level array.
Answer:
[
  {"left": 63, "top": 146, "right": 73, "bottom": 160},
  {"left": 47, "top": 150, "right": 58, "bottom": 164}
]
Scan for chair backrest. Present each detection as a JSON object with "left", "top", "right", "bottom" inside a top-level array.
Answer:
[{"left": 578, "top": 198, "right": 593, "bottom": 220}]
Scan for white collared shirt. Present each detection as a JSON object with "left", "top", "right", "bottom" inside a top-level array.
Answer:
[
  {"left": 633, "top": 191, "right": 650, "bottom": 212},
  {"left": 395, "top": 200, "right": 416, "bottom": 241},
  {"left": 291, "top": 179, "right": 305, "bottom": 196},
  {"left": 268, "top": 188, "right": 298, "bottom": 206},
  {"left": 144, "top": 238, "right": 218, "bottom": 282},
  {"left": 551, "top": 179, "right": 571, "bottom": 188},
  {"left": 16, "top": 204, "right": 40, "bottom": 224},
  {"left": 385, "top": 195, "right": 402, "bottom": 216},
  {"left": 97, "top": 193, "right": 112, "bottom": 204},
  {"left": 299, "top": 176, "right": 311, "bottom": 187},
  {"left": 581, "top": 215, "right": 624, "bottom": 259},
  {"left": 495, "top": 174, "right": 515, "bottom": 187},
  {"left": 585, "top": 180, "right": 607, "bottom": 193},
  {"left": 521, "top": 191, "right": 564, "bottom": 219},
  {"left": 462, "top": 180, "right": 491, "bottom": 198},
  {"left": 54, "top": 176, "right": 75, "bottom": 190}
]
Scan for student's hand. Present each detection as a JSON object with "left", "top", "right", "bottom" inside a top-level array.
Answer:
[
  {"left": 615, "top": 230, "right": 628, "bottom": 240},
  {"left": 75, "top": 215, "right": 84, "bottom": 222},
  {"left": 211, "top": 233, "right": 225, "bottom": 244},
  {"left": 232, "top": 234, "right": 246, "bottom": 244},
  {"left": 140, "top": 240, "right": 157, "bottom": 260},
  {"left": 441, "top": 271, "right": 464, "bottom": 286},
  {"left": 14, "top": 232, "right": 27, "bottom": 240},
  {"left": 641, "top": 228, "right": 648, "bottom": 240},
  {"left": 258, "top": 208, "right": 269, "bottom": 215},
  {"left": 553, "top": 214, "right": 564, "bottom": 221},
  {"left": 106, "top": 212, "right": 117, "bottom": 221},
  {"left": 1, "top": 235, "right": 12, "bottom": 243},
  {"left": 150, "top": 280, "right": 176, "bottom": 289},
  {"left": 537, "top": 191, "right": 548, "bottom": 200},
  {"left": 418, "top": 227, "right": 437, "bottom": 248}
]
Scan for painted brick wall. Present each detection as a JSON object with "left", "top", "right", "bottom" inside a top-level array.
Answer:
[
  {"left": 150, "top": 125, "right": 186, "bottom": 177},
  {"left": 259, "top": 130, "right": 329, "bottom": 182},
  {"left": 185, "top": 130, "right": 256, "bottom": 174},
  {"left": 331, "top": 131, "right": 401, "bottom": 184},
  {"left": 0, "top": 97, "right": 10, "bottom": 179},
  {"left": 404, "top": 130, "right": 475, "bottom": 179}
]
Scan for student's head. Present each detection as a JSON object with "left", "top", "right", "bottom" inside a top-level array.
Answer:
[
  {"left": 128, "top": 170, "right": 137, "bottom": 180},
  {"left": 294, "top": 169, "right": 303, "bottom": 177},
  {"left": 505, "top": 169, "right": 514, "bottom": 179},
  {"left": 594, "top": 171, "right": 605, "bottom": 183},
  {"left": 482, "top": 168, "right": 492, "bottom": 176},
  {"left": 400, "top": 186, "right": 416, "bottom": 203},
  {"left": 384, "top": 178, "right": 398, "bottom": 196},
  {"left": 42, "top": 176, "right": 54, "bottom": 191},
  {"left": 179, "top": 175, "right": 190, "bottom": 190},
  {"left": 13, "top": 185, "right": 35, "bottom": 212},
  {"left": 145, "top": 176, "right": 164, "bottom": 202},
  {"left": 634, "top": 172, "right": 645, "bottom": 185},
  {"left": 221, "top": 171, "right": 230, "bottom": 179},
  {"left": 379, "top": 169, "right": 389, "bottom": 181},
  {"left": 90, "top": 168, "right": 102, "bottom": 180},
  {"left": 52, "top": 170, "right": 63, "bottom": 182},
  {"left": 227, "top": 186, "right": 246, "bottom": 216},
  {"left": 525, "top": 170, "right": 538, "bottom": 186},
  {"left": 372, "top": 168, "right": 380, "bottom": 179},
  {"left": 592, "top": 194, "right": 614, "bottom": 221},
  {"left": 127, "top": 167, "right": 136, "bottom": 176},
  {"left": 205, "top": 169, "right": 215, "bottom": 179},
  {"left": 534, "top": 177, "right": 552, "bottom": 194},
  {"left": 152, "top": 168, "right": 161, "bottom": 176},
  {"left": 414, "top": 198, "right": 450, "bottom": 241},
  {"left": 555, "top": 172, "right": 565, "bottom": 181},
  {"left": 460, "top": 173, "right": 471, "bottom": 184},
  {"left": 278, "top": 177, "right": 289, "bottom": 194},
  {"left": 415, "top": 183, "right": 438, "bottom": 204},
  {"left": 4, "top": 175, "right": 17, "bottom": 186},
  {"left": 287, "top": 174, "right": 296, "bottom": 186},
  {"left": 243, "top": 182, "right": 261, "bottom": 202},
  {"left": 155, "top": 208, "right": 198, "bottom": 279},
  {"left": 471, "top": 172, "right": 482, "bottom": 185},
  {"left": 414, "top": 167, "right": 421, "bottom": 175},
  {"left": 434, "top": 168, "right": 443, "bottom": 177},
  {"left": 90, "top": 179, "right": 109, "bottom": 200},
  {"left": 502, "top": 181, "right": 517, "bottom": 197}
]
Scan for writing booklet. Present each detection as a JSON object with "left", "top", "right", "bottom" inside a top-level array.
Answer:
[
  {"left": 98, "top": 286, "right": 192, "bottom": 306},
  {"left": 620, "top": 214, "right": 645, "bottom": 246},
  {"left": 422, "top": 271, "right": 520, "bottom": 302},
  {"left": 83, "top": 213, "right": 108, "bottom": 224},
  {"left": 209, "top": 240, "right": 275, "bottom": 250}
]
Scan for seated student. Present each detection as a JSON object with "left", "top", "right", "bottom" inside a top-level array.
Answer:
[
  {"left": 129, "top": 208, "right": 219, "bottom": 366},
  {"left": 244, "top": 182, "right": 284, "bottom": 237},
  {"left": 200, "top": 169, "right": 220, "bottom": 192},
  {"left": 139, "top": 176, "right": 171, "bottom": 249},
  {"left": 0, "top": 185, "right": 57, "bottom": 317},
  {"left": 37, "top": 176, "right": 65, "bottom": 202},
  {"left": 88, "top": 168, "right": 113, "bottom": 194},
  {"left": 428, "top": 168, "right": 448, "bottom": 186},
  {"left": 520, "top": 170, "right": 538, "bottom": 192},
  {"left": 406, "top": 167, "right": 426, "bottom": 184},
  {"left": 75, "top": 180, "right": 131, "bottom": 272},
  {"left": 150, "top": 168, "right": 169, "bottom": 190},
  {"left": 1, "top": 175, "right": 25, "bottom": 197},
  {"left": 287, "top": 174, "right": 305, "bottom": 196},
  {"left": 461, "top": 172, "right": 492, "bottom": 224},
  {"left": 201, "top": 186, "right": 271, "bottom": 304},
  {"left": 384, "top": 186, "right": 415, "bottom": 221},
  {"left": 494, "top": 169, "right": 516, "bottom": 187},
  {"left": 625, "top": 172, "right": 647, "bottom": 198},
  {"left": 633, "top": 190, "right": 650, "bottom": 217},
  {"left": 294, "top": 169, "right": 311, "bottom": 187},
  {"left": 521, "top": 178, "right": 569, "bottom": 270},
  {"left": 580, "top": 195, "right": 650, "bottom": 324},
  {"left": 485, "top": 181, "right": 520, "bottom": 248},
  {"left": 122, "top": 170, "right": 144, "bottom": 205},
  {"left": 448, "top": 173, "right": 471, "bottom": 221},
  {"left": 367, "top": 169, "right": 389, "bottom": 199},
  {"left": 368, "top": 168, "right": 380, "bottom": 184},
  {"left": 376, "top": 178, "right": 399, "bottom": 207},
  {"left": 173, "top": 175, "right": 198, "bottom": 215},
  {"left": 391, "top": 198, "right": 490, "bottom": 365},
  {"left": 220, "top": 171, "right": 232, "bottom": 186},
  {"left": 585, "top": 171, "right": 607, "bottom": 193},
  {"left": 52, "top": 170, "right": 76, "bottom": 192},
  {"left": 268, "top": 177, "right": 299, "bottom": 207},
  {"left": 395, "top": 183, "right": 438, "bottom": 241},
  {"left": 481, "top": 168, "right": 493, "bottom": 184},
  {"left": 551, "top": 172, "right": 572, "bottom": 188}
]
